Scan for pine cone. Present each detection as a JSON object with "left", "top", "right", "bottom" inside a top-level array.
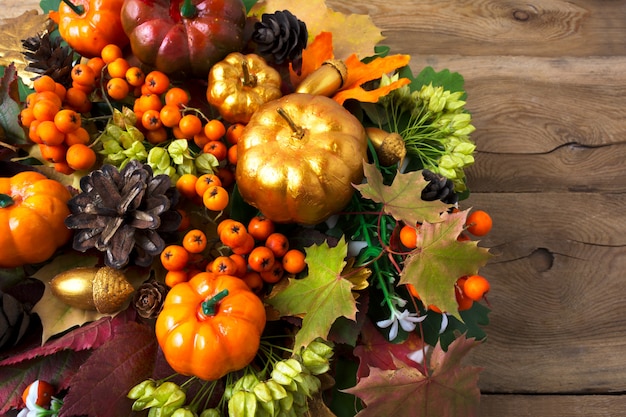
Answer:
[
  {"left": 22, "top": 31, "right": 74, "bottom": 88},
  {"left": 133, "top": 278, "right": 169, "bottom": 319},
  {"left": 421, "top": 169, "right": 458, "bottom": 205},
  {"left": 252, "top": 10, "right": 308, "bottom": 74},
  {"left": 65, "top": 160, "right": 182, "bottom": 269},
  {"left": 0, "top": 291, "right": 30, "bottom": 350}
]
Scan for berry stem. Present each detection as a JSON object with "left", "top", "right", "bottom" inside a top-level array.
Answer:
[{"left": 60, "top": 0, "right": 84, "bottom": 15}]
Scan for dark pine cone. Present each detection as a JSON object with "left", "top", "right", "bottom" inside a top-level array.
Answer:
[
  {"left": 22, "top": 31, "right": 74, "bottom": 88},
  {"left": 252, "top": 10, "right": 308, "bottom": 74},
  {"left": 133, "top": 278, "right": 169, "bottom": 319},
  {"left": 0, "top": 291, "right": 30, "bottom": 350},
  {"left": 421, "top": 169, "right": 458, "bottom": 205},
  {"left": 65, "top": 160, "right": 182, "bottom": 269}
]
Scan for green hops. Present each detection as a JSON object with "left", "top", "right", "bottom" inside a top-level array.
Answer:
[
  {"left": 128, "top": 380, "right": 190, "bottom": 417},
  {"left": 226, "top": 339, "right": 334, "bottom": 417}
]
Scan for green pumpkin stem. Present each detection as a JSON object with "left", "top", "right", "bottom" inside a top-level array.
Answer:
[
  {"left": 276, "top": 108, "right": 304, "bottom": 140},
  {"left": 0, "top": 194, "right": 14, "bottom": 209},
  {"left": 60, "top": 0, "right": 85, "bottom": 15},
  {"left": 180, "top": 0, "right": 197, "bottom": 19},
  {"left": 202, "top": 289, "right": 229, "bottom": 316}
]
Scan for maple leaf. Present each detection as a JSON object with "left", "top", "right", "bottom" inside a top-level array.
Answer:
[
  {"left": 0, "top": 308, "right": 135, "bottom": 366},
  {"left": 344, "top": 335, "right": 482, "bottom": 417},
  {"left": 399, "top": 210, "right": 493, "bottom": 319},
  {"left": 0, "top": 349, "right": 92, "bottom": 414},
  {"left": 250, "top": 0, "right": 383, "bottom": 59},
  {"left": 59, "top": 322, "right": 158, "bottom": 417},
  {"left": 354, "top": 162, "right": 451, "bottom": 226},
  {"left": 0, "top": 10, "right": 52, "bottom": 88},
  {"left": 267, "top": 237, "right": 357, "bottom": 350}
]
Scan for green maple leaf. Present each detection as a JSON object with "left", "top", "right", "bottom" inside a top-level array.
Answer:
[
  {"left": 267, "top": 237, "right": 357, "bottom": 350},
  {"left": 399, "top": 210, "right": 492, "bottom": 319},
  {"left": 354, "top": 162, "right": 451, "bottom": 226},
  {"left": 344, "top": 334, "right": 482, "bottom": 417}
]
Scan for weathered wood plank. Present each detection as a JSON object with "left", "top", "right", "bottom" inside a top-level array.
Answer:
[
  {"left": 328, "top": 0, "right": 626, "bottom": 57},
  {"left": 480, "top": 395, "right": 626, "bottom": 416},
  {"left": 463, "top": 192, "right": 626, "bottom": 393},
  {"left": 466, "top": 143, "right": 626, "bottom": 193}
]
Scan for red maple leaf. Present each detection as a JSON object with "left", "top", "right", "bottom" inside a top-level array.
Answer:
[{"left": 345, "top": 334, "right": 482, "bottom": 417}]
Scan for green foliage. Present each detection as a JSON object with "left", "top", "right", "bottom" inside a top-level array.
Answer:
[
  {"left": 400, "top": 65, "right": 467, "bottom": 97},
  {"left": 267, "top": 237, "right": 358, "bottom": 350},
  {"left": 0, "top": 64, "right": 27, "bottom": 144},
  {"left": 39, "top": 0, "right": 60, "bottom": 13}
]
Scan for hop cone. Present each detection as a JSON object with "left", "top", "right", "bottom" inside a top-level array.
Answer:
[
  {"left": 421, "top": 169, "right": 458, "bottom": 205},
  {"left": 252, "top": 10, "right": 308, "bottom": 74},
  {"left": 65, "top": 160, "right": 182, "bottom": 269}
]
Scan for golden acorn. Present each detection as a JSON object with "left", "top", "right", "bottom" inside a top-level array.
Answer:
[
  {"left": 50, "top": 266, "right": 134, "bottom": 314},
  {"left": 295, "top": 59, "right": 347, "bottom": 97},
  {"left": 366, "top": 127, "right": 407, "bottom": 166}
]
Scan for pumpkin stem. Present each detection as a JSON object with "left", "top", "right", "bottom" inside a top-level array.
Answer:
[
  {"left": 60, "top": 0, "right": 84, "bottom": 15},
  {"left": 180, "top": 0, "right": 197, "bottom": 19},
  {"left": 202, "top": 289, "right": 229, "bottom": 316},
  {"left": 0, "top": 194, "right": 14, "bottom": 209},
  {"left": 276, "top": 108, "right": 305, "bottom": 140},
  {"left": 241, "top": 60, "right": 256, "bottom": 87}
]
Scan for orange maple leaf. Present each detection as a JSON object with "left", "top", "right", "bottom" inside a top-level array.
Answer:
[{"left": 290, "top": 31, "right": 411, "bottom": 105}]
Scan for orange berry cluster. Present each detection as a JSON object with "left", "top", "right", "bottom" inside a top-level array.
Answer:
[
  {"left": 400, "top": 209, "right": 493, "bottom": 313},
  {"left": 176, "top": 173, "right": 231, "bottom": 213},
  {"left": 20, "top": 75, "right": 96, "bottom": 174},
  {"left": 159, "top": 216, "right": 306, "bottom": 294}
]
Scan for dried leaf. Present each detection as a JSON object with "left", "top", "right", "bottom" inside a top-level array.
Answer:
[
  {"left": 251, "top": 0, "right": 383, "bottom": 60},
  {"left": 399, "top": 211, "right": 493, "bottom": 319},
  {"left": 290, "top": 31, "right": 335, "bottom": 88},
  {"left": 0, "top": 63, "right": 27, "bottom": 145},
  {"left": 0, "top": 11, "right": 53, "bottom": 87},
  {"left": 59, "top": 322, "right": 158, "bottom": 417},
  {"left": 344, "top": 335, "right": 482, "bottom": 417},
  {"left": 355, "top": 162, "right": 451, "bottom": 226}
]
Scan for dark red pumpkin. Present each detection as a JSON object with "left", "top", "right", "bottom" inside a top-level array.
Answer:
[{"left": 120, "top": 0, "right": 247, "bottom": 77}]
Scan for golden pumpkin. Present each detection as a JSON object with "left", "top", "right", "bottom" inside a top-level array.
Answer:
[{"left": 235, "top": 93, "right": 367, "bottom": 224}]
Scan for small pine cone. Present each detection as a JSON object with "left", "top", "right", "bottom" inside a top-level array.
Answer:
[
  {"left": 22, "top": 31, "right": 74, "bottom": 88},
  {"left": 0, "top": 291, "right": 30, "bottom": 350},
  {"left": 421, "top": 169, "right": 458, "bottom": 205},
  {"left": 252, "top": 10, "right": 308, "bottom": 74},
  {"left": 133, "top": 278, "right": 169, "bottom": 319}
]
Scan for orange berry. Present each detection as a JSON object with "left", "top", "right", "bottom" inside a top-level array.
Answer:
[
  {"left": 135, "top": 93, "right": 163, "bottom": 113},
  {"left": 160, "top": 244, "right": 189, "bottom": 271},
  {"left": 260, "top": 262, "right": 284, "bottom": 284},
  {"left": 106, "top": 77, "right": 130, "bottom": 101},
  {"left": 282, "top": 249, "right": 306, "bottom": 274},
  {"left": 203, "top": 119, "right": 226, "bottom": 141},
  {"left": 265, "top": 232, "right": 289, "bottom": 258},
  {"left": 33, "top": 75, "right": 57, "bottom": 93},
  {"left": 101, "top": 44, "right": 124, "bottom": 64},
  {"left": 227, "top": 144, "right": 238, "bottom": 165},
  {"left": 54, "top": 160, "right": 75, "bottom": 175},
  {"left": 36, "top": 120, "right": 65, "bottom": 146},
  {"left": 54, "top": 109, "right": 81, "bottom": 133},
  {"left": 164, "top": 87, "right": 189, "bottom": 107},
  {"left": 32, "top": 100, "right": 60, "bottom": 122},
  {"left": 399, "top": 224, "right": 420, "bottom": 249},
  {"left": 202, "top": 185, "right": 229, "bottom": 212},
  {"left": 241, "top": 271, "right": 263, "bottom": 293},
  {"left": 19, "top": 107, "right": 36, "bottom": 128},
  {"left": 141, "top": 109, "right": 163, "bottom": 130},
  {"left": 182, "top": 229, "right": 208, "bottom": 254},
  {"left": 145, "top": 127, "right": 168, "bottom": 144},
  {"left": 176, "top": 173, "right": 199, "bottom": 199},
  {"left": 229, "top": 253, "right": 248, "bottom": 277},
  {"left": 231, "top": 233, "right": 255, "bottom": 255},
  {"left": 247, "top": 246, "right": 275, "bottom": 273},
  {"left": 165, "top": 270, "right": 189, "bottom": 287},
  {"left": 125, "top": 66, "right": 146, "bottom": 87},
  {"left": 178, "top": 114, "right": 203, "bottom": 137},
  {"left": 64, "top": 87, "right": 92, "bottom": 113},
  {"left": 202, "top": 140, "right": 227, "bottom": 161},
  {"left": 71, "top": 63, "right": 96, "bottom": 87},
  {"left": 195, "top": 173, "right": 221, "bottom": 197},
  {"left": 212, "top": 256, "right": 238, "bottom": 276},
  {"left": 66, "top": 143, "right": 97, "bottom": 171},
  {"left": 65, "top": 127, "right": 91, "bottom": 146},
  {"left": 226, "top": 123, "right": 245, "bottom": 145},
  {"left": 145, "top": 70, "right": 170, "bottom": 94},
  {"left": 247, "top": 215, "right": 275, "bottom": 241},
  {"left": 53, "top": 83, "right": 67, "bottom": 101},
  {"left": 462, "top": 275, "right": 490, "bottom": 301},
  {"left": 39, "top": 144, "right": 67, "bottom": 163},
  {"left": 107, "top": 57, "right": 131, "bottom": 79},
  {"left": 159, "top": 104, "right": 182, "bottom": 128},
  {"left": 466, "top": 210, "right": 493, "bottom": 236},
  {"left": 86, "top": 56, "right": 106, "bottom": 77}
]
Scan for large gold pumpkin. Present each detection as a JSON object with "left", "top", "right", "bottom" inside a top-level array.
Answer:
[{"left": 235, "top": 93, "right": 367, "bottom": 224}]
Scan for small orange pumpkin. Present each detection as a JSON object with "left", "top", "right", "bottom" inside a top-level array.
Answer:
[
  {"left": 0, "top": 171, "right": 72, "bottom": 268},
  {"left": 155, "top": 273, "right": 266, "bottom": 380}
]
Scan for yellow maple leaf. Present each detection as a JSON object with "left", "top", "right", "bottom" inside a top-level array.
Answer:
[
  {"left": 0, "top": 10, "right": 53, "bottom": 87},
  {"left": 250, "top": 0, "right": 384, "bottom": 60}
]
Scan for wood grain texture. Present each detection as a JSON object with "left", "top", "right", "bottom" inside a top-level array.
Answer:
[{"left": 481, "top": 395, "right": 626, "bottom": 416}]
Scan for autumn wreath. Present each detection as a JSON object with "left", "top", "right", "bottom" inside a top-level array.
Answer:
[{"left": 0, "top": 0, "right": 493, "bottom": 416}]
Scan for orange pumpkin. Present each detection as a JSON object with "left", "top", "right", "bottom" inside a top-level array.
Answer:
[
  {"left": 155, "top": 273, "right": 266, "bottom": 380},
  {"left": 0, "top": 171, "right": 72, "bottom": 268},
  {"left": 51, "top": 0, "right": 129, "bottom": 58}
]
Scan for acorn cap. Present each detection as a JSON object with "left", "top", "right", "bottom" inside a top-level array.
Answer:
[
  {"left": 92, "top": 267, "right": 134, "bottom": 314},
  {"left": 366, "top": 127, "right": 407, "bottom": 166}
]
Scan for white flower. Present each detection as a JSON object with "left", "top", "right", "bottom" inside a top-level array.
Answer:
[{"left": 376, "top": 306, "right": 426, "bottom": 341}]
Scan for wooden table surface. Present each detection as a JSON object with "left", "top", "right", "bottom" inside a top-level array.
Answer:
[{"left": 5, "top": 1, "right": 626, "bottom": 416}]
